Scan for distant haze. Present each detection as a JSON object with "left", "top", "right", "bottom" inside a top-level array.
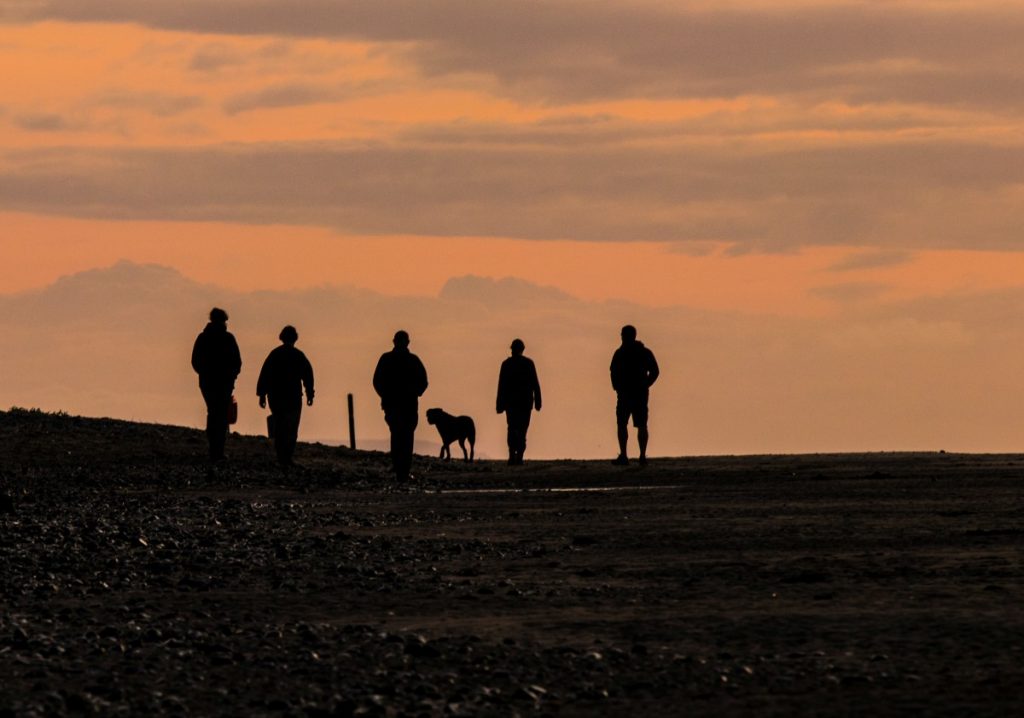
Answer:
[{"left": 3, "top": 262, "right": 1024, "bottom": 458}]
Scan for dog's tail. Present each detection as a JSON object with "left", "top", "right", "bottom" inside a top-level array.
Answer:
[{"left": 467, "top": 418, "right": 476, "bottom": 461}]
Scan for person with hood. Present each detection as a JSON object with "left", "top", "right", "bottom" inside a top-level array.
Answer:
[
  {"left": 257, "top": 325, "right": 315, "bottom": 469},
  {"left": 496, "top": 338, "right": 542, "bottom": 465},
  {"left": 191, "top": 307, "right": 242, "bottom": 463},
  {"left": 610, "top": 324, "right": 659, "bottom": 466},
  {"left": 373, "top": 330, "right": 428, "bottom": 480}
]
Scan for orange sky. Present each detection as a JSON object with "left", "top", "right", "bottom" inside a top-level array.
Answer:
[
  {"left": 6, "top": 211, "right": 1024, "bottom": 316},
  {"left": 3, "top": 4, "right": 1024, "bottom": 453}
]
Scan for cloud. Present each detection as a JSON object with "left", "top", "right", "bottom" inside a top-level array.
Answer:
[
  {"left": 14, "top": 112, "right": 75, "bottom": 132},
  {"left": 189, "top": 39, "right": 337, "bottom": 76},
  {"left": 828, "top": 251, "right": 914, "bottom": 272},
  {"left": 188, "top": 43, "right": 247, "bottom": 72},
  {"left": 400, "top": 117, "right": 650, "bottom": 149},
  {"left": 92, "top": 90, "right": 204, "bottom": 117},
  {"left": 439, "top": 275, "right": 573, "bottom": 309},
  {"left": 10, "top": 1, "right": 1024, "bottom": 108},
  {"left": 810, "top": 282, "right": 890, "bottom": 304},
  {"left": 223, "top": 82, "right": 351, "bottom": 115},
  {"left": 4, "top": 260, "right": 1024, "bottom": 455},
  {"left": 402, "top": 101, "right": 976, "bottom": 152},
  {"left": 4, "top": 3, "right": 1024, "bottom": 255},
  {"left": 2, "top": 138, "right": 1024, "bottom": 250}
]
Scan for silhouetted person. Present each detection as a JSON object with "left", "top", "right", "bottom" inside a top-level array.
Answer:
[
  {"left": 257, "top": 326, "right": 314, "bottom": 469},
  {"left": 373, "top": 330, "right": 428, "bottom": 480},
  {"left": 191, "top": 307, "right": 242, "bottom": 463},
  {"left": 610, "top": 325, "right": 659, "bottom": 466},
  {"left": 496, "top": 338, "right": 542, "bottom": 465}
]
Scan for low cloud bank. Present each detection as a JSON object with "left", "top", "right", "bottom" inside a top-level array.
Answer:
[{"left": 2, "top": 261, "right": 1023, "bottom": 457}]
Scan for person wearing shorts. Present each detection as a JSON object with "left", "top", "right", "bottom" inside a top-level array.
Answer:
[{"left": 610, "top": 325, "right": 659, "bottom": 466}]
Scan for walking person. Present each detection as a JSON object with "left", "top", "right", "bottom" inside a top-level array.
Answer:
[
  {"left": 191, "top": 307, "right": 242, "bottom": 463},
  {"left": 496, "top": 338, "right": 542, "bottom": 465},
  {"left": 257, "top": 325, "right": 315, "bottom": 469},
  {"left": 373, "top": 330, "right": 428, "bottom": 480},
  {"left": 610, "top": 325, "right": 659, "bottom": 466}
]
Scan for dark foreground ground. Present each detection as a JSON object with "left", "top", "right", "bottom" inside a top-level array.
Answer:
[{"left": 1, "top": 409, "right": 1023, "bottom": 716}]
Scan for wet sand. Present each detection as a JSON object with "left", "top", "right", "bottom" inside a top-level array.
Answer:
[{"left": 1, "top": 409, "right": 1022, "bottom": 716}]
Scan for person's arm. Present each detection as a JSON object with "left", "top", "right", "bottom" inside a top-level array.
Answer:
[
  {"left": 190, "top": 335, "right": 204, "bottom": 375},
  {"left": 256, "top": 353, "right": 271, "bottom": 408},
  {"left": 372, "top": 355, "right": 386, "bottom": 400},
  {"left": 303, "top": 355, "right": 315, "bottom": 406},
  {"left": 610, "top": 352, "right": 622, "bottom": 393},
  {"left": 229, "top": 336, "right": 242, "bottom": 379},
  {"left": 647, "top": 350, "right": 660, "bottom": 387},
  {"left": 496, "top": 361, "right": 507, "bottom": 413},
  {"left": 531, "top": 361, "right": 542, "bottom": 411},
  {"left": 416, "top": 357, "right": 428, "bottom": 397}
]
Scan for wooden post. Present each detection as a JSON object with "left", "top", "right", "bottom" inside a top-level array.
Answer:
[{"left": 347, "top": 393, "right": 356, "bottom": 450}]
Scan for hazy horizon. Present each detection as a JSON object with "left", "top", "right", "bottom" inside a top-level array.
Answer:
[{"left": 4, "top": 260, "right": 1024, "bottom": 459}]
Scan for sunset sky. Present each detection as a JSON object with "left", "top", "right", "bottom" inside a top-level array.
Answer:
[{"left": 3, "top": 1, "right": 1024, "bottom": 457}]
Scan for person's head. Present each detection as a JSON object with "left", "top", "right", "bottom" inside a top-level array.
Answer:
[
  {"left": 621, "top": 324, "right": 637, "bottom": 343},
  {"left": 279, "top": 325, "right": 298, "bottom": 346},
  {"left": 510, "top": 338, "right": 525, "bottom": 356},
  {"left": 393, "top": 330, "right": 410, "bottom": 348},
  {"left": 209, "top": 307, "right": 229, "bottom": 324}
]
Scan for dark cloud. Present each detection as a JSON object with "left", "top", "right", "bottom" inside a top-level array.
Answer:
[
  {"left": 840, "top": 66, "right": 1024, "bottom": 113},
  {"left": 403, "top": 111, "right": 955, "bottom": 149},
  {"left": 92, "top": 90, "right": 204, "bottom": 117},
  {"left": 223, "top": 83, "right": 351, "bottom": 114},
  {"left": 14, "top": 113, "right": 74, "bottom": 132},
  {"left": 402, "top": 118, "right": 648, "bottom": 149},
  {"left": 9, "top": 1, "right": 1024, "bottom": 107},
  {"left": 188, "top": 43, "right": 246, "bottom": 72},
  {"left": 810, "top": 282, "right": 890, "bottom": 303},
  {"left": 828, "top": 251, "right": 914, "bottom": 272},
  {"left": 2, "top": 138, "right": 1024, "bottom": 250},
  {"left": 189, "top": 40, "right": 318, "bottom": 74}
]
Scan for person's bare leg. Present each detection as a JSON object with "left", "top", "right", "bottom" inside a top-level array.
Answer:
[
  {"left": 638, "top": 427, "right": 649, "bottom": 465},
  {"left": 614, "top": 420, "right": 629, "bottom": 464}
]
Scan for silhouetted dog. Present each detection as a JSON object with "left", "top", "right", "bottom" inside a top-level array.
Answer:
[{"left": 425, "top": 408, "right": 475, "bottom": 462}]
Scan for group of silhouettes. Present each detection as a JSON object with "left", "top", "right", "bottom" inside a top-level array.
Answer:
[
  {"left": 190, "top": 307, "right": 660, "bottom": 477},
  {"left": 190, "top": 309, "right": 313, "bottom": 470}
]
